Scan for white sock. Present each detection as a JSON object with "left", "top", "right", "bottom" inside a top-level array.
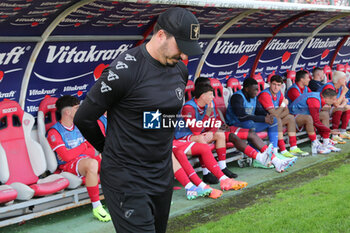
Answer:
[
  {"left": 92, "top": 200, "right": 102, "bottom": 209},
  {"left": 324, "top": 138, "right": 330, "bottom": 145},
  {"left": 281, "top": 150, "right": 287, "bottom": 154},
  {"left": 218, "top": 160, "right": 226, "bottom": 170},
  {"left": 198, "top": 182, "right": 206, "bottom": 189},
  {"left": 340, "top": 129, "right": 346, "bottom": 133},
  {"left": 255, "top": 152, "right": 264, "bottom": 164},
  {"left": 273, "top": 148, "right": 278, "bottom": 155},
  {"left": 219, "top": 175, "right": 229, "bottom": 181},
  {"left": 290, "top": 146, "right": 297, "bottom": 150},
  {"left": 185, "top": 182, "right": 194, "bottom": 190},
  {"left": 202, "top": 168, "right": 210, "bottom": 175}
]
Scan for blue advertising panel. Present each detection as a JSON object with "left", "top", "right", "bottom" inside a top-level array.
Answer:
[
  {"left": 198, "top": 38, "right": 265, "bottom": 83},
  {"left": 257, "top": 37, "right": 306, "bottom": 78},
  {"left": 25, "top": 40, "right": 135, "bottom": 116},
  {"left": 333, "top": 37, "right": 350, "bottom": 66},
  {"left": 297, "top": 36, "right": 342, "bottom": 71},
  {"left": 0, "top": 42, "right": 35, "bottom": 101}
]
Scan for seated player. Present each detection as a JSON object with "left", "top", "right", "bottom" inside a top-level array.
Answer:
[
  {"left": 286, "top": 70, "right": 311, "bottom": 103},
  {"left": 226, "top": 78, "right": 280, "bottom": 155},
  {"left": 175, "top": 78, "right": 239, "bottom": 181},
  {"left": 176, "top": 78, "right": 296, "bottom": 174},
  {"left": 258, "top": 75, "right": 311, "bottom": 157},
  {"left": 47, "top": 96, "right": 111, "bottom": 222},
  {"left": 318, "top": 71, "right": 350, "bottom": 142},
  {"left": 289, "top": 89, "right": 341, "bottom": 153},
  {"left": 309, "top": 67, "right": 325, "bottom": 92}
]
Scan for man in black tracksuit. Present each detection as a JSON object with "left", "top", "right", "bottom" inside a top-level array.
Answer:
[{"left": 74, "top": 7, "right": 203, "bottom": 233}]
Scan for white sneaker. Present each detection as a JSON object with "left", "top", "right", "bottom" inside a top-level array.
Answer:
[
  {"left": 332, "top": 135, "right": 346, "bottom": 144},
  {"left": 256, "top": 143, "right": 273, "bottom": 166},
  {"left": 325, "top": 143, "right": 341, "bottom": 152},
  {"left": 272, "top": 157, "right": 297, "bottom": 173},
  {"left": 340, "top": 131, "right": 350, "bottom": 140}
]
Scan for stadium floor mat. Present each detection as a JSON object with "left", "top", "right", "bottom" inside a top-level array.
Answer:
[{"left": 1, "top": 141, "right": 350, "bottom": 233}]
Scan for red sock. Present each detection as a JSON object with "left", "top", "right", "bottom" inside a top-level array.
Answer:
[
  {"left": 289, "top": 136, "right": 297, "bottom": 147},
  {"left": 244, "top": 146, "right": 258, "bottom": 159},
  {"left": 174, "top": 168, "right": 191, "bottom": 187},
  {"left": 260, "top": 145, "right": 268, "bottom": 153},
  {"left": 341, "top": 110, "right": 350, "bottom": 129},
  {"left": 198, "top": 156, "right": 206, "bottom": 170},
  {"left": 278, "top": 139, "right": 286, "bottom": 151},
  {"left": 216, "top": 147, "right": 226, "bottom": 161},
  {"left": 271, "top": 154, "right": 276, "bottom": 160},
  {"left": 191, "top": 143, "right": 224, "bottom": 179},
  {"left": 309, "top": 133, "right": 317, "bottom": 141},
  {"left": 173, "top": 149, "right": 202, "bottom": 186},
  {"left": 86, "top": 185, "right": 100, "bottom": 203},
  {"left": 332, "top": 110, "right": 342, "bottom": 129}
]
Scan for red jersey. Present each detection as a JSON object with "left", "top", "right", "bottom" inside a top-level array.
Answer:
[
  {"left": 287, "top": 83, "right": 311, "bottom": 102},
  {"left": 258, "top": 91, "right": 283, "bottom": 111},
  {"left": 181, "top": 99, "right": 222, "bottom": 135},
  {"left": 47, "top": 123, "right": 95, "bottom": 163}
]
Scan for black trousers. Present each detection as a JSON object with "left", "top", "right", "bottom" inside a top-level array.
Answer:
[{"left": 103, "top": 186, "right": 173, "bottom": 233}]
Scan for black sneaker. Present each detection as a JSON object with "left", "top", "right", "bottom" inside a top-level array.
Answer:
[
  {"left": 222, "top": 167, "right": 238, "bottom": 178},
  {"left": 203, "top": 172, "right": 219, "bottom": 184}
]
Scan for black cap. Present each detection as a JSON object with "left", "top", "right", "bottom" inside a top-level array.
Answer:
[{"left": 157, "top": 7, "right": 203, "bottom": 56}]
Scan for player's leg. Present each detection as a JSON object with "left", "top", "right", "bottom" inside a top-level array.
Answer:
[
  {"left": 295, "top": 114, "right": 319, "bottom": 155},
  {"left": 283, "top": 114, "right": 309, "bottom": 156},
  {"left": 245, "top": 129, "right": 266, "bottom": 152},
  {"left": 227, "top": 132, "right": 272, "bottom": 167},
  {"left": 226, "top": 130, "right": 296, "bottom": 173},
  {"left": 317, "top": 111, "right": 341, "bottom": 152},
  {"left": 328, "top": 108, "right": 346, "bottom": 144},
  {"left": 254, "top": 119, "right": 278, "bottom": 154},
  {"left": 211, "top": 131, "right": 237, "bottom": 179},
  {"left": 172, "top": 151, "right": 211, "bottom": 199},
  {"left": 78, "top": 157, "right": 111, "bottom": 222},
  {"left": 339, "top": 105, "right": 350, "bottom": 139},
  {"left": 189, "top": 142, "right": 245, "bottom": 192}
]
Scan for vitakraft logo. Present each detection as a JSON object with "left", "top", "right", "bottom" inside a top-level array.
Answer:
[
  {"left": 213, "top": 40, "right": 263, "bottom": 55},
  {"left": 0, "top": 46, "right": 27, "bottom": 65},
  {"left": 0, "top": 91, "right": 16, "bottom": 98},
  {"left": 45, "top": 44, "right": 132, "bottom": 64}
]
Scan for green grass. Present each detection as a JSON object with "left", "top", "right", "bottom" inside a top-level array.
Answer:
[{"left": 190, "top": 163, "right": 350, "bottom": 233}]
